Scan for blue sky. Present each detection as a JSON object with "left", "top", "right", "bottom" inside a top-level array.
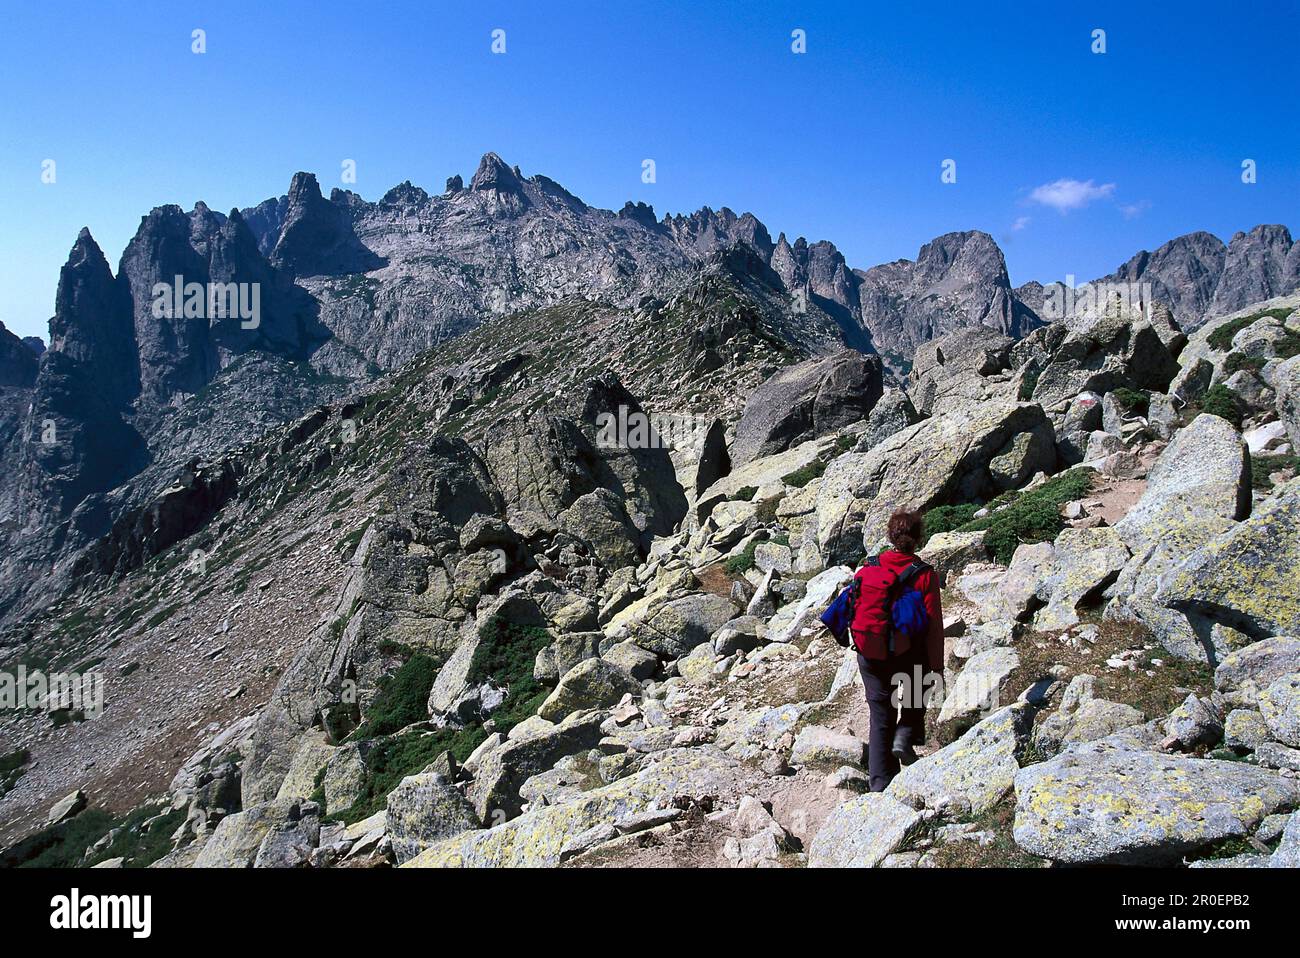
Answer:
[{"left": 2, "top": 0, "right": 1298, "bottom": 340}]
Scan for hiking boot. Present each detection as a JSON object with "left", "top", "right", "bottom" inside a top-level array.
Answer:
[{"left": 892, "top": 732, "right": 919, "bottom": 766}]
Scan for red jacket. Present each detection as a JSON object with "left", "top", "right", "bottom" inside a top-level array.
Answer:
[{"left": 851, "top": 550, "right": 944, "bottom": 672}]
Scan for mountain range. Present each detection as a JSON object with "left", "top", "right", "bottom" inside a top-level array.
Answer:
[{"left": 0, "top": 151, "right": 1298, "bottom": 627}]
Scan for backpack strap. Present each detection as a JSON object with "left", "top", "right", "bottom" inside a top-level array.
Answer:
[
  {"left": 895, "top": 560, "right": 930, "bottom": 589},
  {"left": 886, "top": 560, "right": 930, "bottom": 656}
]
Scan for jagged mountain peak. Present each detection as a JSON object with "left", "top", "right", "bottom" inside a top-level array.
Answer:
[
  {"left": 286, "top": 170, "right": 324, "bottom": 203},
  {"left": 65, "top": 226, "right": 110, "bottom": 272},
  {"left": 469, "top": 151, "right": 524, "bottom": 193},
  {"left": 380, "top": 180, "right": 430, "bottom": 207}
]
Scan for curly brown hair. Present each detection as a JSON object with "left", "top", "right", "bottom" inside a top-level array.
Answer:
[{"left": 887, "top": 509, "right": 924, "bottom": 554}]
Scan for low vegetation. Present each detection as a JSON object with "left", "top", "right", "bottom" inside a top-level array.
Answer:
[
  {"left": 1197, "top": 384, "right": 1243, "bottom": 428},
  {"left": 327, "top": 615, "right": 552, "bottom": 824},
  {"left": 1206, "top": 307, "right": 1293, "bottom": 351},
  {"left": 464, "top": 615, "right": 553, "bottom": 732},
  {"left": 0, "top": 800, "right": 187, "bottom": 869},
  {"left": 350, "top": 651, "right": 444, "bottom": 740},
  {"left": 781, "top": 459, "right": 827, "bottom": 488},
  {"left": 726, "top": 540, "right": 759, "bottom": 575},
  {"left": 924, "top": 468, "right": 1096, "bottom": 564},
  {"left": 1252, "top": 453, "right": 1299, "bottom": 491}
]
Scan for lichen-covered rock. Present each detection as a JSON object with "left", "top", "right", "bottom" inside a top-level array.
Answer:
[
  {"left": 406, "top": 747, "right": 752, "bottom": 867},
  {"left": 622, "top": 592, "right": 738, "bottom": 658},
  {"left": 1032, "top": 526, "right": 1129, "bottom": 630},
  {"left": 467, "top": 709, "right": 606, "bottom": 821},
  {"left": 1161, "top": 479, "right": 1300, "bottom": 639},
  {"left": 321, "top": 742, "right": 367, "bottom": 813},
  {"left": 853, "top": 388, "right": 921, "bottom": 452},
  {"left": 1215, "top": 637, "right": 1300, "bottom": 705},
  {"left": 790, "top": 726, "right": 867, "bottom": 768},
  {"left": 600, "top": 640, "right": 659, "bottom": 680},
  {"left": 1258, "top": 673, "right": 1300, "bottom": 747},
  {"left": 989, "top": 427, "right": 1057, "bottom": 491},
  {"left": 1114, "top": 413, "right": 1251, "bottom": 553},
  {"left": 386, "top": 772, "right": 479, "bottom": 864},
  {"left": 45, "top": 790, "right": 86, "bottom": 826},
  {"left": 937, "top": 646, "right": 1020, "bottom": 724},
  {"left": 194, "top": 799, "right": 306, "bottom": 868},
  {"left": 919, "top": 531, "right": 989, "bottom": 585},
  {"left": 677, "top": 643, "right": 720, "bottom": 686},
  {"left": 908, "top": 328, "right": 1016, "bottom": 418},
  {"left": 1000, "top": 541, "right": 1056, "bottom": 620},
  {"left": 1256, "top": 742, "right": 1300, "bottom": 772},
  {"left": 753, "top": 540, "right": 793, "bottom": 575},
  {"left": 715, "top": 702, "right": 812, "bottom": 754},
  {"left": 1224, "top": 709, "right": 1271, "bottom": 750},
  {"left": 1271, "top": 811, "right": 1300, "bottom": 867},
  {"left": 808, "top": 792, "right": 927, "bottom": 868},
  {"left": 1029, "top": 311, "right": 1180, "bottom": 411},
  {"left": 1276, "top": 355, "right": 1300, "bottom": 450},
  {"left": 274, "top": 731, "right": 335, "bottom": 802},
  {"left": 888, "top": 704, "right": 1032, "bottom": 814},
  {"left": 252, "top": 817, "right": 321, "bottom": 869},
  {"left": 730, "top": 350, "right": 884, "bottom": 466},
  {"left": 1061, "top": 699, "right": 1147, "bottom": 747},
  {"left": 816, "top": 402, "right": 1055, "bottom": 563},
  {"left": 767, "top": 565, "right": 852, "bottom": 644},
  {"left": 1012, "top": 743, "right": 1299, "bottom": 864},
  {"left": 558, "top": 488, "right": 644, "bottom": 570},
  {"left": 534, "top": 632, "right": 604, "bottom": 685},
  {"left": 952, "top": 563, "right": 1009, "bottom": 620},
  {"left": 538, "top": 658, "right": 641, "bottom": 722},
  {"left": 1162, "top": 694, "right": 1223, "bottom": 750},
  {"left": 1104, "top": 514, "right": 1238, "bottom": 662}
]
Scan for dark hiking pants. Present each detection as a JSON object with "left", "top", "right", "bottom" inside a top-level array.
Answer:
[{"left": 857, "top": 645, "right": 931, "bottom": 792}]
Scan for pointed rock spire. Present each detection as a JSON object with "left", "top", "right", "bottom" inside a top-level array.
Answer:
[{"left": 470, "top": 152, "right": 524, "bottom": 194}]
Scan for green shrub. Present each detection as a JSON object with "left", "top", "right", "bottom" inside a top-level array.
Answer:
[
  {"left": 1252, "top": 453, "right": 1300, "bottom": 491},
  {"left": 1198, "top": 385, "right": 1242, "bottom": 427},
  {"left": 980, "top": 498, "right": 1063, "bottom": 565},
  {"left": 352, "top": 652, "right": 442, "bottom": 739},
  {"left": 0, "top": 748, "right": 29, "bottom": 799},
  {"left": 1110, "top": 387, "right": 1149, "bottom": 415},
  {"left": 922, "top": 504, "right": 981, "bottom": 543},
  {"left": 1207, "top": 308, "right": 1293, "bottom": 352},
  {"left": 1017, "top": 368, "right": 1040, "bottom": 402},
  {"left": 781, "top": 459, "right": 827, "bottom": 488},
  {"left": 83, "top": 805, "right": 188, "bottom": 868},
  {"left": 1223, "top": 352, "right": 1264, "bottom": 375},
  {"left": 329, "top": 725, "right": 489, "bottom": 825},
  {"left": 465, "top": 615, "right": 553, "bottom": 734},
  {"left": 1276, "top": 329, "right": 1300, "bottom": 360},
  {"left": 0, "top": 810, "right": 116, "bottom": 868},
  {"left": 726, "top": 541, "right": 758, "bottom": 575},
  {"left": 731, "top": 486, "right": 758, "bottom": 501},
  {"left": 954, "top": 467, "right": 1096, "bottom": 564}
]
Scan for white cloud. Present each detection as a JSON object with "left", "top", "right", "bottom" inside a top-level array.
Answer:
[
  {"left": 1011, "top": 216, "right": 1031, "bottom": 232},
  {"left": 1120, "top": 200, "right": 1152, "bottom": 219},
  {"left": 1028, "top": 178, "right": 1116, "bottom": 213}
]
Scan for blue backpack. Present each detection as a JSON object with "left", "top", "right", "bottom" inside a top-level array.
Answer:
[{"left": 820, "top": 578, "right": 860, "bottom": 647}]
